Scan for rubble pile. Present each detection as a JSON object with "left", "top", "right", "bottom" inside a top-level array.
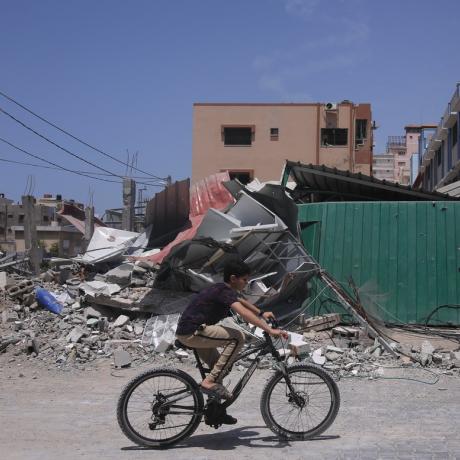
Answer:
[{"left": 1, "top": 174, "right": 459, "bottom": 378}]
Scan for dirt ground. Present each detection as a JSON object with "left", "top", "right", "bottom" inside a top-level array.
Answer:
[{"left": 1, "top": 356, "right": 459, "bottom": 460}]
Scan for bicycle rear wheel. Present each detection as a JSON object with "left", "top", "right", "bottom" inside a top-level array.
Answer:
[
  {"left": 260, "top": 363, "right": 340, "bottom": 440},
  {"left": 117, "top": 368, "right": 204, "bottom": 448}
]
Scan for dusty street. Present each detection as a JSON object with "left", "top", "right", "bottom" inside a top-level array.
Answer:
[{"left": 0, "top": 358, "right": 459, "bottom": 460}]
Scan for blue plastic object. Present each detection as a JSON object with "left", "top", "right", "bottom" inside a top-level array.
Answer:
[{"left": 35, "top": 288, "right": 63, "bottom": 315}]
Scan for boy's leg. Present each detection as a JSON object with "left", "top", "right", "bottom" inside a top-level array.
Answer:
[
  {"left": 194, "top": 325, "right": 245, "bottom": 384},
  {"left": 177, "top": 325, "right": 245, "bottom": 384}
]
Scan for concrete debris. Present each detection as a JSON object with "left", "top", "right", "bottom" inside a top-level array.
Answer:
[
  {"left": 311, "top": 348, "right": 326, "bottom": 365},
  {"left": 67, "top": 327, "right": 85, "bottom": 343},
  {"left": 113, "top": 348, "right": 132, "bottom": 368},
  {"left": 298, "top": 313, "right": 341, "bottom": 332},
  {"left": 112, "top": 315, "right": 130, "bottom": 328}
]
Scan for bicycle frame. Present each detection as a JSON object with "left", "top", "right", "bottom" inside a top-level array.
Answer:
[
  {"left": 191, "top": 332, "right": 295, "bottom": 409},
  {"left": 156, "top": 333, "right": 298, "bottom": 417}
]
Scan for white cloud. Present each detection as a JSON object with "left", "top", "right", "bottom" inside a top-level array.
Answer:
[
  {"left": 253, "top": 6, "right": 370, "bottom": 98},
  {"left": 284, "top": 0, "right": 320, "bottom": 18}
]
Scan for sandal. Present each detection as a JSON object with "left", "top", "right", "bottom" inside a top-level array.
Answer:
[{"left": 200, "top": 383, "right": 233, "bottom": 400}]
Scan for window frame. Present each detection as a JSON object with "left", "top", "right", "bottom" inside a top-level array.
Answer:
[
  {"left": 321, "top": 128, "right": 348, "bottom": 147},
  {"left": 221, "top": 125, "right": 255, "bottom": 146}
]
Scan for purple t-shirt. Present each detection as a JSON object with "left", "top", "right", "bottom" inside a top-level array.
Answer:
[{"left": 176, "top": 283, "right": 239, "bottom": 335}]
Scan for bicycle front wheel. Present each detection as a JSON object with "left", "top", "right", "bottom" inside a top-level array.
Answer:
[
  {"left": 117, "top": 368, "right": 204, "bottom": 448},
  {"left": 260, "top": 363, "right": 340, "bottom": 440}
]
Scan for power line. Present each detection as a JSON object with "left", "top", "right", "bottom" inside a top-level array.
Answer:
[
  {"left": 0, "top": 136, "right": 122, "bottom": 184},
  {"left": 0, "top": 106, "right": 138, "bottom": 180},
  {"left": 0, "top": 89, "right": 167, "bottom": 181},
  {"left": 0, "top": 155, "right": 166, "bottom": 181}
]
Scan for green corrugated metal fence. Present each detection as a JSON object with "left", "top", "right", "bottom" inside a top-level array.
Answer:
[{"left": 298, "top": 201, "right": 460, "bottom": 325}]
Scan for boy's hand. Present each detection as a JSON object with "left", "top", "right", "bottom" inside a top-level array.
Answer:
[
  {"left": 262, "top": 311, "right": 275, "bottom": 321},
  {"left": 269, "top": 328, "right": 289, "bottom": 340}
]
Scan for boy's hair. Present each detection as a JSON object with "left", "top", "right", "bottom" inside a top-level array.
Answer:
[{"left": 223, "top": 260, "right": 251, "bottom": 282}]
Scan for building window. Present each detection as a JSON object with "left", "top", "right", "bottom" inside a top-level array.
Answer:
[
  {"left": 270, "top": 128, "right": 279, "bottom": 141},
  {"left": 452, "top": 122, "right": 458, "bottom": 147},
  {"left": 222, "top": 126, "right": 254, "bottom": 146},
  {"left": 398, "top": 151, "right": 405, "bottom": 156},
  {"left": 355, "top": 119, "right": 367, "bottom": 146},
  {"left": 321, "top": 128, "right": 348, "bottom": 146},
  {"left": 436, "top": 149, "right": 441, "bottom": 166},
  {"left": 398, "top": 162, "right": 405, "bottom": 166},
  {"left": 43, "top": 215, "right": 49, "bottom": 222},
  {"left": 19, "top": 214, "right": 24, "bottom": 223},
  {"left": 226, "top": 170, "right": 253, "bottom": 184}
]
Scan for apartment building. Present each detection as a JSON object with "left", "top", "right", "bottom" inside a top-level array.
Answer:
[
  {"left": 192, "top": 101, "right": 373, "bottom": 184},
  {"left": 372, "top": 153, "right": 394, "bottom": 181},
  {"left": 385, "top": 124, "right": 437, "bottom": 185},
  {"left": 418, "top": 83, "right": 460, "bottom": 191}
]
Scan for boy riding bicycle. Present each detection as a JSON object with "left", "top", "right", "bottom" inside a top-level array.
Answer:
[{"left": 176, "top": 260, "right": 288, "bottom": 419}]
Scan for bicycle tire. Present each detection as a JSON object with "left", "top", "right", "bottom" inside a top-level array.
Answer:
[
  {"left": 260, "top": 363, "right": 340, "bottom": 440},
  {"left": 117, "top": 367, "right": 204, "bottom": 448}
]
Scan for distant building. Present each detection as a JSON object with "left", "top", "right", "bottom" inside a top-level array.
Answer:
[
  {"left": 0, "top": 193, "right": 99, "bottom": 256},
  {"left": 385, "top": 124, "right": 437, "bottom": 185},
  {"left": 372, "top": 153, "right": 394, "bottom": 181},
  {"left": 418, "top": 83, "right": 460, "bottom": 191},
  {"left": 192, "top": 101, "right": 374, "bottom": 184}
]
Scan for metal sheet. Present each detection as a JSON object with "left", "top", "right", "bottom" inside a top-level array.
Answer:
[{"left": 298, "top": 201, "right": 460, "bottom": 325}]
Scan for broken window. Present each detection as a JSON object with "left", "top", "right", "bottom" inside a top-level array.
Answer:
[
  {"left": 321, "top": 128, "right": 348, "bottom": 146},
  {"left": 355, "top": 119, "right": 367, "bottom": 146},
  {"left": 222, "top": 127, "right": 253, "bottom": 146},
  {"left": 270, "top": 128, "right": 279, "bottom": 141},
  {"left": 228, "top": 170, "right": 253, "bottom": 184}
]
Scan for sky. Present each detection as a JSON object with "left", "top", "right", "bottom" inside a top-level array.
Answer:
[{"left": 1, "top": 0, "right": 459, "bottom": 214}]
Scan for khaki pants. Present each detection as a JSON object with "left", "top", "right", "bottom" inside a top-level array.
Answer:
[{"left": 177, "top": 325, "right": 245, "bottom": 383}]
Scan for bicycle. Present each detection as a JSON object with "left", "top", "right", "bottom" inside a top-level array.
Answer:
[{"left": 116, "top": 320, "right": 340, "bottom": 448}]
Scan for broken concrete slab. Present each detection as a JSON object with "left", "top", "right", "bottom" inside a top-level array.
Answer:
[
  {"left": 312, "top": 348, "right": 326, "bottom": 365},
  {"left": 299, "top": 313, "right": 341, "bottom": 331},
  {"left": 85, "top": 307, "right": 102, "bottom": 319},
  {"left": 66, "top": 327, "right": 85, "bottom": 343},
  {"left": 0, "top": 271, "right": 12, "bottom": 289},
  {"left": 80, "top": 281, "right": 122, "bottom": 297},
  {"left": 113, "top": 315, "right": 130, "bottom": 328},
  {"left": 113, "top": 348, "right": 132, "bottom": 368},
  {"left": 104, "top": 263, "right": 134, "bottom": 286},
  {"left": 86, "top": 318, "right": 99, "bottom": 328}
]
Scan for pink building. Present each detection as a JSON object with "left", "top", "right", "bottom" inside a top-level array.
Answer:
[
  {"left": 386, "top": 125, "right": 437, "bottom": 185},
  {"left": 192, "top": 101, "right": 373, "bottom": 184}
]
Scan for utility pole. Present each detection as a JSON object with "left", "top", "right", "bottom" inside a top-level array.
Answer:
[
  {"left": 84, "top": 206, "right": 95, "bottom": 243},
  {"left": 21, "top": 195, "right": 41, "bottom": 275},
  {"left": 122, "top": 178, "right": 136, "bottom": 232}
]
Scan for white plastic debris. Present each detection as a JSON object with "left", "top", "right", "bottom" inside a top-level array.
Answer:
[{"left": 142, "top": 314, "right": 180, "bottom": 353}]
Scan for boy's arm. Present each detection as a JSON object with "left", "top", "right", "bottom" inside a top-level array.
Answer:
[
  {"left": 237, "top": 297, "right": 276, "bottom": 321},
  {"left": 230, "top": 301, "right": 288, "bottom": 339}
]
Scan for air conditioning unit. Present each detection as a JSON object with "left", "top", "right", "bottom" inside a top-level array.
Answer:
[{"left": 325, "top": 102, "right": 337, "bottom": 111}]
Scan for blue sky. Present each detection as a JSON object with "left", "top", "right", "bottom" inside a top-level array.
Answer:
[{"left": 1, "top": 0, "right": 459, "bottom": 213}]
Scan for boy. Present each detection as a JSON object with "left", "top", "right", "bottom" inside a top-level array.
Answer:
[{"left": 176, "top": 260, "right": 288, "bottom": 404}]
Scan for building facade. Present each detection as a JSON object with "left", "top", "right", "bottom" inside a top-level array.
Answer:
[
  {"left": 192, "top": 101, "right": 373, "bottom": 184},
  {"left": 385, "top": 124, "right": 437, "bottom": 185},
  {"left": 419, "top": 83, "right": 460, "bottom": 191},
  {"left": 372, "top": 153, "right": 394, "bottom": 181},
  {"left": 0, "top": 193, "right": 91, "bottom": 256}
]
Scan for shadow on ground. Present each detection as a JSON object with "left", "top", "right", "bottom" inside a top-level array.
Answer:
[{"left": 121, "top": 425, "right": 340, "bottom": 451}]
